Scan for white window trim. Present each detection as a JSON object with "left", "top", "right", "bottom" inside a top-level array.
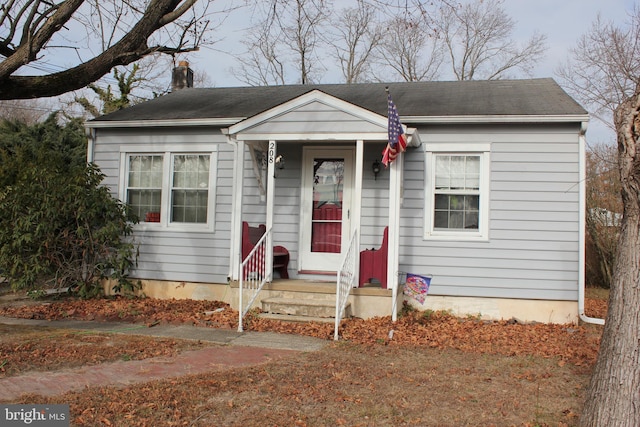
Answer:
[
  {"left": 424, "top": 142, "right": 490, "bottom": 241},
  {"left": 119, "top": 144, "right": 218, "bottom": 232}
]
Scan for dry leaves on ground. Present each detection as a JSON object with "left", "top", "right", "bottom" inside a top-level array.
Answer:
[
  {"left": 0, "top": 324, "right": 212, "bottom": 377},
  {"left": 21, "top": 344, "right": 589, "bottom": 427},
  {"left": 0, "top": 295, "right": 604, "bottom": 367},
  {"left": 0, "top": 293, "right": 605, "bottom": 426}
]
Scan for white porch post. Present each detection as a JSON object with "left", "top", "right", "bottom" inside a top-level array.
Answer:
[
  {"left": 353, "top": 140, "right": 364, "bottom": 286},
  {"left": 388, "top": 152, "right": 403, "bottom": 321},
  {"left": 229, "top": 138, "right": 245, "bottom": 281},
  {"left": 265, "top": 140, "right": 277, "bottom": 281}
]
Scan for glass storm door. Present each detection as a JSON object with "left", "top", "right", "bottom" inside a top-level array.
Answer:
[{"left": 300, "top": 148, "right": 354, "bottom": 272}]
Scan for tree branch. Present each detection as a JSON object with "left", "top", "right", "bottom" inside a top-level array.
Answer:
[
  {"left": 0, "top": 0, "right": 85, "bottom": 79},
  {"left": 0, "top": 0, "right": 199, "bottom": 100}
]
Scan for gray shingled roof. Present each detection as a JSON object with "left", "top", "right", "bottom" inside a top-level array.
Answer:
[{"left": 91, "top": 78, "right": 587, "bottom": 123}]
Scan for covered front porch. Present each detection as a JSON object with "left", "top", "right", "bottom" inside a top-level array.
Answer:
[{"left": 222, "top": 90, "right": 420, "bottom": 334}]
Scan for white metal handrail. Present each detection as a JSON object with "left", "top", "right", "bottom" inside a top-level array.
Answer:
[
  {"left": 334, "top": 230, "right": 358, "bottom": 340},
  {"left": 238, "top": 227, "right": 272, "bottom": 332}
]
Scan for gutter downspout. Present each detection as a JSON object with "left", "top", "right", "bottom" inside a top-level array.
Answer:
[
  {"left": 223, "top": 129, "right": 243, "bottom": 282},
  {"left": 578, "top": 120, "right": 605, "bottom": 325},
  {"left": 85, "top": 127, "right": 96, "bottom": 163}
]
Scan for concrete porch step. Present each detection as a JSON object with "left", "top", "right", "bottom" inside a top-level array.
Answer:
[
  {"left": 261, "top": 297, "right": 352, "bottom": 319},
  {"left": 258, "top": 313, "right": 335, "bottom": 324}
]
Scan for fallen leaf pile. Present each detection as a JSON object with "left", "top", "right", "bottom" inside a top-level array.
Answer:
[
  {"left": 584, "top": 297, "right": 608, "bottom": 319},
  {"left": 0, "top": 297, "right": 233, "bottom": 327},
  {"left": 0, "top": 295, "right": 604, "bottom": 367}
]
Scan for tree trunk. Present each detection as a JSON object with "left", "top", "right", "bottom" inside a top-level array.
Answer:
[{"left": 580, "top": 90, "right": 640, "bottom": 426}]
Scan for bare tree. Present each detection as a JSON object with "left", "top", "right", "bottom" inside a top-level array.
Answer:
[
  {"left": 561, "top": 8, "right": 640, "bottom": 426},
  {"left": 585, "top": 144, "right": 621, "bottom": 289},
  {"left": 234, "top": 19, "right": 287, "bottom": 86},
  {"left": 0, "top": 99, "right": 53, "bottom": 123},
  {"left": 581, "top": 82, "right": 640, "bottom": 427},
  {"left": 234, "top": 0, "right": 330, "bottom": 85},
  {"left": 330, "top": 2, "right": 383, "bottom": 84},
  {"left": 435, "top": 0, "right": 547, "bottom": 80},
  {"left": 284, "top": 0, "right": 330, "bottom": 84},
  {"left": 375, "top": 16, "right": 442, "bottom": 82},
  {"left": 0, "top": 0, "right": 221, "bottom": 100},
  {"left": 557, "top": 13, "right": 640, "bottom": 129}
]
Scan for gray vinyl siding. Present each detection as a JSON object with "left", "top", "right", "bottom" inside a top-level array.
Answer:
[
  {"left": 91, "top": 127, "right": 234, "bottom": 284},
  {"left": 91, "top": 120, "right": 582, "bottom": 300},
  {"left": 400, "top": 123, "right": 582, "bottom": 301},
  {"left": 240, "top": 101, "right": 386, "bottom": 136},
  {"left": 360, "top": 142, "right": 391, "bottom": 248}
]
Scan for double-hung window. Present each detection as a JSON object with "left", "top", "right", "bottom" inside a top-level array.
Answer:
[
  {"left": 171, "top": 154, "right": 210, "bottom": 224},
  {"left": 121, "top": 145, "right": 217, "bottom": 231},
  {"left": 425, "top": 143, "right": 490, "bottom": 240},
  {"left": 127, "top": 155, "right": 163, "bottom": 222}
]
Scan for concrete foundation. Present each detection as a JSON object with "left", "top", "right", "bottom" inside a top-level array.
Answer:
[{"left": 103, "top": 279, "right": 578, "bottom": 323}]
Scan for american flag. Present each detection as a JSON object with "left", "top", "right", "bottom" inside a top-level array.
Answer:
[{"left": 382, "top": 91, "right": 407, "bottom": 167}]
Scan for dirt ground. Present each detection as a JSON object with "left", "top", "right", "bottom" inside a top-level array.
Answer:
[{"left": 0, "top": 288, "right": 607, "bottom": 426}]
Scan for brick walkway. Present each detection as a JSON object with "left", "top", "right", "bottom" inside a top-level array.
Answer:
[
  {"left": 0, "top": 315, "right": 327, "bottom": 402},
  {"left": 0, "top": 345, "right": 297, "bottom": 401}
]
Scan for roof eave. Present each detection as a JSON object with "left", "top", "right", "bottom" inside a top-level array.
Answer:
[
  {"left": 402, "top": 114, "right": 590, "bottom": 124},
  {"left": 84, "top": 114, "right": 590, "bottom": 129},
  {"left": 84, "top": 118, "right": 245, "bottom": 129}
]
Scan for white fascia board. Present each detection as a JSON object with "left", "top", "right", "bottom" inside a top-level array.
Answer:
[
  {"left": 234, "top": 127, "right": 419, "bottom": 144},
  {"left": 402, "top": 114, "right": 590, "bottom": 124},
  {"left": 233, "top": 132, "right": 389, "bottom": 141},
  {"left": 85, "top": 118, "right": 244, "bottom": 129}
]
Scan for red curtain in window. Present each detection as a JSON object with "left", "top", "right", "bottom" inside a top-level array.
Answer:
[{"left": 311, "top": 203, "right": 342, "bottom": 253}]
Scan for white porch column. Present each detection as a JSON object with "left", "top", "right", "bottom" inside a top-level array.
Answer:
[
  {"left": 265, "top": 140, "right": 277, "bottom": 281},
  {"left": 353, "top": 140, "right": 364, "bottom": 286},
  {"left": 229, "top": 139, "right": 245, "bottom": 281},
  {"left": 388, "top": 152, "right": 403, "bottom": 321}
]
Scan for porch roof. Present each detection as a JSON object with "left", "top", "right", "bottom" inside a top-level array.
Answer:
[{"left": 87, "top": 78, "right": 588, "bottom": 126}]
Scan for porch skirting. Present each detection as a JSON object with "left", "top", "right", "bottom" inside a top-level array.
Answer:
[{"left": 103, "top": 279, "right": 578, "bottom": 323}]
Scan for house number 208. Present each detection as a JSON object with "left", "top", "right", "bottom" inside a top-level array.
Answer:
[{"left": 268, "top": 142, "right": 276, "bottom": 164}]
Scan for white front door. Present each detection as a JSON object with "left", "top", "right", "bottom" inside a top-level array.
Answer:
[{"left": 299, "top": 147, "right": 354, "bottom": 272}]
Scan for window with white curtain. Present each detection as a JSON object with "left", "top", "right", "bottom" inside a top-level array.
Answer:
[
  {"left": 171, "top": 154, "right": 210, "bottom": 224},
  {"left": 425, "top": 143, "right": 490, "bottom": 240},
  {"left": 121, "top": 146, "right": 217, "bottom": 231}
]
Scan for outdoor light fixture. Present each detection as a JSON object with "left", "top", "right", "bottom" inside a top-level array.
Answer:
[
  {"left": 275, "top": 155, "right": 285, "bottom": 170},
  {"left": 372, "top": 159, "right": 381, "bottom": 180}
]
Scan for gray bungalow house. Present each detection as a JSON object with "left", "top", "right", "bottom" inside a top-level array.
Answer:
[{"left": 85, "top": 74, "right": 591, "bottom": 328}]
